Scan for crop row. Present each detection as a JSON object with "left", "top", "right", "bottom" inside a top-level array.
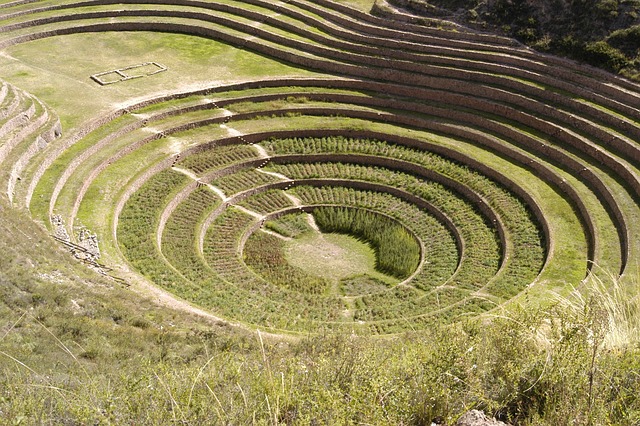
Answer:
[
  {"left": 289, "top": 185, "right": 459, "bottom": 291},
  {"left": 263, "top": 136, "right": 546, "bottom": 293},
  {"left": 140, "top": 172, "right": 484, "bottom": 330},
  {"left": 235, "top": 189, "right": 295, "bottom": 215}
]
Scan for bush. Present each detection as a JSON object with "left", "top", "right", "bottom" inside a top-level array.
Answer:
[{"left": 584, "top": 41, "right": 630, "bottom": 72}]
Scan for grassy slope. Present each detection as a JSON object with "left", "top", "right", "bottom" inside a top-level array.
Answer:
[{"left": 0, "top": 31, "right": 321, "bottom": 130}]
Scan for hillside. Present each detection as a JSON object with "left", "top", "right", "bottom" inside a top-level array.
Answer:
[
  {"left": 381, "top": 0, "right": 640, "bottom": 79},
  {"left": 1, "top": 0, "right": 640, "bottom": 423}
]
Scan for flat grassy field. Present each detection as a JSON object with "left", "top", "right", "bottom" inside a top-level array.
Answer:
[
  {"left": 0, "top": 31, "right": 322, "bottom": 128},
  {"left": 285, "top": 230, "right": 397, "bottom": 285}
]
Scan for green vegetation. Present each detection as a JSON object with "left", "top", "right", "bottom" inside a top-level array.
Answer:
[
  {"left": 265, "top": 134, "right": 547, "bottom": 297},
  {"left": 340, "top": 274, "right": 391, "bottom": 296},
  {"left": 291, "top": 185, "right": 459, "bottom": 292},
  {"left": 386, "top": 0, "right": 640, "bottom": 78},
  {"left": 284, "top": 229, "right": 396, "bottom": 285},
  {"left": 0, "top": 32, "right": 319, "bottom": 130},
  {"left": 244, "top": 231, "right": 332, "bottom": 294},
  {"left": 265, "top": 212, "right": 314, "bottom": 238},
  {"left": 1, "top": 0, "right": 640, "bottom": 422},
  {"left": 313, "top": 206, "right": 421, "bottom": 279}
]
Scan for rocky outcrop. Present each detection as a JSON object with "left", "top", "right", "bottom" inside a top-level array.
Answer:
[{"left": 455, "top": 410, "right": 509, "bottom": 426}]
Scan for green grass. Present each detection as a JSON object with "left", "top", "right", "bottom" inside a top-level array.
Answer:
[
  {"left": 285, "top": 229, "right": 397, "bottom": 285},
  {"left": 0, "top": 31, "right": 321, "bottom": 129},
  {"left": 244, "top": 231, "right": 333, "bottom": 295},
  {"left": 0, "top": 0, "right": 639, "bottom": 421},
  {"left": 274, "top": 161, "right": 503, "bottom": 287},
  {"left": 265, "top": 211, "right": 315, "bottom": 238},
  {"left": 290, "top": 185, "right": 459, "bottom": 290},
  {"left": 312, "top": 206, "right": 421, "bottom": 279}
]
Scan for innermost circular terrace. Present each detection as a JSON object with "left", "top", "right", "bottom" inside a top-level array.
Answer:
[{"left": 285, "top": 231, "right": 384, "bottom": 284}]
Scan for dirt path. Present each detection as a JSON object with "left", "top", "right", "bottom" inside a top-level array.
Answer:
[
  {"left": 256, "top": 168, "right": 291, "bottom": 181},
  {"left": 112, "top": 260, "right": 295, "bottom": 342},
  {"left": 280, "top": 191, "right": 320, "bottom": 232},
  {"left": 172, "top": 166, "right": 229, "bottom": 201}
]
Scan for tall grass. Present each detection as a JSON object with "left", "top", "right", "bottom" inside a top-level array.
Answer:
[
  {"left": 552, "top": 269, "right": 640, "bottom": 350},
  {"left": 313, "top": 206, "right": 420, "bottom": 279}
]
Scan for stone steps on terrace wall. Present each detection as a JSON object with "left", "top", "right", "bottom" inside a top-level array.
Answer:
[
  {"left": 0, "top": 92, "right": 36, "bottom": 159},
  {"left": 35, "top": 102, "right": 232, "bottom": 216},
  {"left": 110, "top": 156, "right": 176, "bottom": 244},
  {"left": 7, "top": 113, "right": 61, "bottom": 205},
  {"left": 0, "top": 104, "right": 51, "bottom": 196},
  {"left": 0, "top": 84, "right": 20, "bottom": 122},
  {"left": 156, "top": 177, "right": 218, "bottom": 252},
  {"left": 0, "top": 81, "right": 9, "bottom": 106},
  {"left": 0, "top": 88, "right": 30, "bottom": 138}
]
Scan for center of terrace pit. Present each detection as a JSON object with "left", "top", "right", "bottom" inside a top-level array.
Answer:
[
  {"left": 117, "top": 131, "right": 547, "bottom": 335},
  {"left": 246, "top": 211, "right": 405, "bottom": 295},
  {"left": 285, "top": 232, "right": 392, "bottom": 284}
]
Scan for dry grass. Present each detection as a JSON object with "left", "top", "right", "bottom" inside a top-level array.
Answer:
[{"left": 553, "top": 268, "right": 640, "bottom": 350}]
